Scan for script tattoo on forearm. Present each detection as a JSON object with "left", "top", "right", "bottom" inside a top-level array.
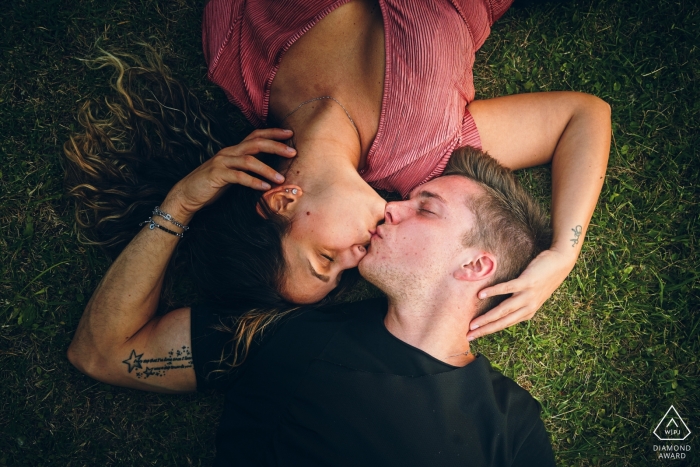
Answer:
[
  {"left": 122, "top": 346, "right": 193, "bottom": 379},
  {"left": 570, "top": 225, "right": 583, "bottom": 247}
]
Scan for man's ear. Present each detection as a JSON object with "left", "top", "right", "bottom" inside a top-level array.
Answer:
[
  {"left": 257, "top": 185, "right": 303, "bottom": 218},
  {"left": 453, "top": 251, "right": 496, "bottom": 282}
]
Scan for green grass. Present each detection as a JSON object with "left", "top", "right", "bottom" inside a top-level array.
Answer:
[{"left": 1, "top": 0, "right": 698, "bottom": 465}]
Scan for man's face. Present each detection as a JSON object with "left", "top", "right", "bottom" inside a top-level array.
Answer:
[{"left": 359, "top": 176, "right": 483, "bottom": 298}]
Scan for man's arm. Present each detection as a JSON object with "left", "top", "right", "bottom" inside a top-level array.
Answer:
[
  {"left": 512, "top": 416, "right": 557, "bottom": 467},
  {"left": 66, "top": 129, "right": 297, "bottom": 392}
]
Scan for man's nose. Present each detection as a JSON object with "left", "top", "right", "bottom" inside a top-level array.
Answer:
[{"left": 384, "top": 201, "right": 412, "bottom": 224}]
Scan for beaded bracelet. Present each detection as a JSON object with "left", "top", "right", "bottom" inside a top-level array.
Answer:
[
  {"left": 153, "top": 206, "right": 190, "bottom": 231},
  {"left": 139, "top": 217, "right": 184, "bottom": 238}
]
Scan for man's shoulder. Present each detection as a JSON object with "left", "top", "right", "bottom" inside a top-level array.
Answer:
[
  {"left": 189, "top": 297, "right": 388, "bottom": 392},
  {"left": 283, "top": 296, "right": 388, "bottom": 328},
  {"left": 469, "top": 356, "right": 555, "bottom": 462},
  {"left": 191, "top": 296, "right": 386, "bottom": 326},
  {"left": 476, "top": 355, "right": 542, "bottom": 413},
  {"left": 472, "top": 356, "right": 556, "bottom": 466},
  {"left": 310, "top": 296, "right": 387, "bottom": 315},
  {"left": 190, "top": 297, "right": 388, "bottom": 364}
]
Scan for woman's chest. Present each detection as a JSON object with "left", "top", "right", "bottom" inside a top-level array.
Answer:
[
  {"left": 269, "top": 0, "right": 385, "bottom": 159},
  {"left": 266, "top": 0, "right": 479, "bottom": 177}
]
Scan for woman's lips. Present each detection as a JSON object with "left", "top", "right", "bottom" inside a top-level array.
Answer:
[{"left": 371, "top": 226, "right": 384, "bottom": 241}]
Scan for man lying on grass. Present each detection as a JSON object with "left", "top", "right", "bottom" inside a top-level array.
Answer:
[{"left": 68, "top": 147, "right": 556, "bottom": 466}]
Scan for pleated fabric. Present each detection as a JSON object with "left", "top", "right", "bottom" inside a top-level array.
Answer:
[{"left": 203, "top": 0, "right": 513, "bottom": 197}]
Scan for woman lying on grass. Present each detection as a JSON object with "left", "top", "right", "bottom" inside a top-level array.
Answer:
[{"left": 64, "top": 0, "right": 610, "bottom": 341}]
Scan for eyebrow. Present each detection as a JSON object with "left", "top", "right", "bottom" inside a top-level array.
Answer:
[
  {"left": 413, "top": 189, "right": 447, "bottom": 204},
  {"left": 307, "top": 259, "right": 331, "bottom": 283}
]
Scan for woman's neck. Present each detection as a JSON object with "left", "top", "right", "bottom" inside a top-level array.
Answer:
[{"left": 277, "top": 98, "right": 364, "bottom": 190}]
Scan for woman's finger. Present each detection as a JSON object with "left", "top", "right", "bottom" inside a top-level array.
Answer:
[
  {"left": 217, "top": 167, "right": 272, "bottom": 191},
  {"left": 242, "top": 128, "right": 293, "bottom": 142},
  {"left": 220, "top": 138, "right": 297, "bottom": 160},
  {"left": 241, "top": 137, "right": 297, "bottom": 158},
  {"left": 477, "top": 277, "right": 526, "bottom": 299},
  {"left": 467, "top": 305, "right": 531, "bottom": 340},
  {"left": 470, "top": 294, "right": 525, "bottom": 330},
  {"left": 218, "top": 154, "right": 286, "bottom": 184}
]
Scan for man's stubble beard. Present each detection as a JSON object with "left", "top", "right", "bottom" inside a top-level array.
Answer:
[{"left": 359, "top": 257, "right": 438, "bottom": 305}]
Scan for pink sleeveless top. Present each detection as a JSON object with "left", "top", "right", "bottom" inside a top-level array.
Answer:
[{"left": 203, "top": 0, "right": 512, "bottom": 197}]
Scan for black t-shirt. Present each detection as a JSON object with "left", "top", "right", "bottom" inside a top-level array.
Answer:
[{"left": 191, "top": 298, "right": 556, "bottom": 467}]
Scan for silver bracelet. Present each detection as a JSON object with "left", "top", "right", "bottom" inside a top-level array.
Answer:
[
  {"left": 139, "top": 217, "right": 184, "bottom": 238},
  {"left": 153, "top": 206, "right": 189, "bottom": 231}
]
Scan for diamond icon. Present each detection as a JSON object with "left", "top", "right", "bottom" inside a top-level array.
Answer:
[{"left": 654, "top": 406, "right": 691, "bottom": 441}]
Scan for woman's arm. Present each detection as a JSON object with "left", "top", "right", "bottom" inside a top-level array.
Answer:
[
  {"left": 67, "top": 129, "right": 296, "bottom": 392},
  {"left": 67, "top": 204, "right": 195, "bottom": 393},
  {"left": 465, "top": 91, "right": 611, "bottom": 339}
]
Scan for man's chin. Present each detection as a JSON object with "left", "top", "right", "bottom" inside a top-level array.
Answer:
[
  {"left": 357, "top": 257, "right": 370, "bottom": 278},
  {"left": 358, "top": 256, "right": 387, "bottom": 291},
  {"left": 357, "top": 256, "right": 376, "bottom": 282}
]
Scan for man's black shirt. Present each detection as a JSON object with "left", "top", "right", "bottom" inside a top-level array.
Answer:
[{"left": 191, "top": 298, "right": 556, "bottom": 466}]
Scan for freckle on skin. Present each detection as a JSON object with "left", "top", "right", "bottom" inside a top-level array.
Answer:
[{"left": 306, "top": 212, "right": 310, "bottom": 216}]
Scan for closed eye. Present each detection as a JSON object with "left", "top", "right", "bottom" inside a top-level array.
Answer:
[{"left": 321, "top": 254, "right": 334, "bottom": 263}]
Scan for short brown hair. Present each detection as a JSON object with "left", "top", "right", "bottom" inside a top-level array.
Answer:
[{"left": 443, "top": 147, "right": 552, "bottom": 315}]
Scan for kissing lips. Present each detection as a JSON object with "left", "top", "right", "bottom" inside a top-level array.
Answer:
[{"left": 371, "top": 226, "right": 384, "bottom": 242}]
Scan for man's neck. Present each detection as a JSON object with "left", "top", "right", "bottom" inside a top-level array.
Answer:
[{"left": 384, "top": 291, "right": 477, "bottom": 367}]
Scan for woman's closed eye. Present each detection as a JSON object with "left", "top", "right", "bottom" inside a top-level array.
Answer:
[{"left": 321, "top": 254, "right": 334, "bottom": 264}]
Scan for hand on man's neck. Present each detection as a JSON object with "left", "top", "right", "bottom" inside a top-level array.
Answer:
[{"left": 384, "top": 287, "right": 478, "bottom": 367}]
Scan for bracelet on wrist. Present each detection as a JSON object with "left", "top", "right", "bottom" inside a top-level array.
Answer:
[
  {"left": 139, "top": 217, "right": 184, "bottom": 238},
  {"left": 153, "top": 206, "right": 190, "bottom": 231}
]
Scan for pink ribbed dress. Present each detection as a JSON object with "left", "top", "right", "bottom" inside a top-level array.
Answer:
[{"left": 203, "top": 0, "right": 513, "bottom": 197}]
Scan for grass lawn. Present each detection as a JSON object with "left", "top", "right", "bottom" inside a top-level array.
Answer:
[{"left": 1, "top": 0, "right": 698, "bottom": 465}]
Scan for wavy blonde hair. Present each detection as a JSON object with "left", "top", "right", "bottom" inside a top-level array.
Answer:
[
  {"left": 64, "top": 44, "right": 223, "bottom": 254},
  {"left": 64, "top": 45, "right": 357, "bottom": 372}
]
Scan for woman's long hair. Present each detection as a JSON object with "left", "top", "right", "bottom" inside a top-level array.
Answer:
[{"left": 63, "top": 45, "right": 357, "bottom": 366}]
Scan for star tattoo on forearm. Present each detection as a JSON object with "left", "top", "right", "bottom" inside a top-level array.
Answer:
[{"left": 122, "top": 346, "right": 193, "bottom": 379}]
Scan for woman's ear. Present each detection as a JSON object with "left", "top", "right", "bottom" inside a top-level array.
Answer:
[
  {"left": 257, "top": 185, "right": 303, "bottom": 218},
  {"left": 453, "top": 251, "right": 496, "bottom": 282}
]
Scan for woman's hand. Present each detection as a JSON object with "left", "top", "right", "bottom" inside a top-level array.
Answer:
[
  {"left": 165, "top": 128, "right": 296, "bottom": 216},
  {"left": 467, "top": 248, "right": 576, "bottom": 340}
]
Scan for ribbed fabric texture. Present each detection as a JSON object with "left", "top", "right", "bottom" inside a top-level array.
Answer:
[{"left": 203, "top": 0, "right": 513, "bottom": 197}]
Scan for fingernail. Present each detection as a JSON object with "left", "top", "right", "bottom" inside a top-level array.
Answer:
[
  {"left": 283, "top": 129, "right": 293, "bottom": 133},
  {"left": 471, "top": 324, "right": 480, "bottom": 330},
  {"left": 275, "top": 173, "right": 285, "bottom": 182},
  {"left": 478, "top": 292, "right": 487, "bottom": 299},
  {"left": 262, "top": 182, "right": 271, "bottom": 190},
  {"left": 468, "top": 336, "right": 475, "bottom": 342},
  {"left": 286, "top": 147, "right": 296, "bottom": 154}
]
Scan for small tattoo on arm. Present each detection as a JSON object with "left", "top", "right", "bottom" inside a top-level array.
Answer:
[
  {"left": 122, "top": 346, "right": 193, "bottom": 379},
  {"left": 570, "top": 225, "right": 583, "bottom": 247}
]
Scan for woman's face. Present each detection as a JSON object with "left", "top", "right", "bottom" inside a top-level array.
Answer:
[{"left": 278, "top": 184, "right": 386, "bottom": 303}]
